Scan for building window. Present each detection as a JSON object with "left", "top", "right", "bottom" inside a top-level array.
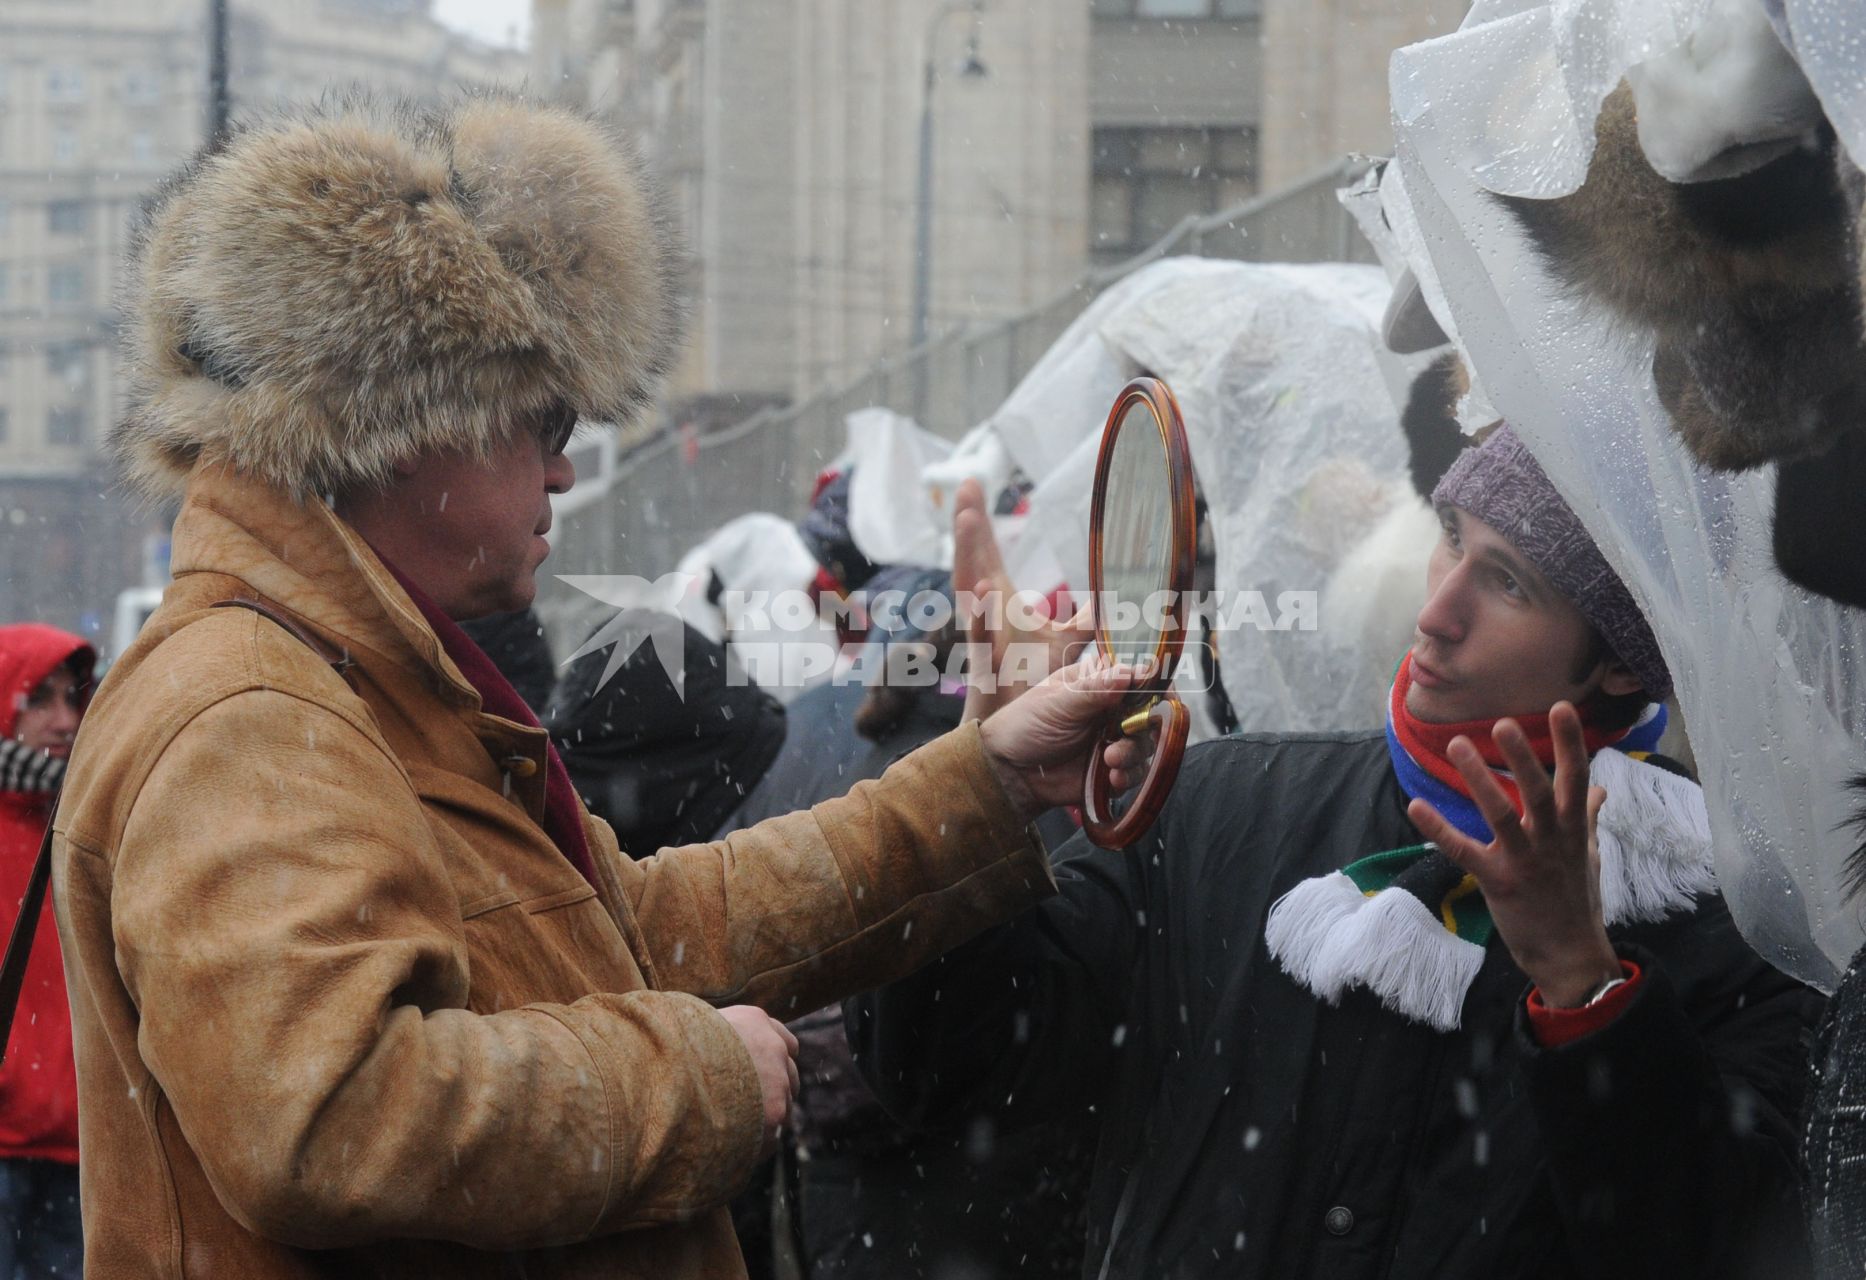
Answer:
[
  {"left": 46, "top": 345, "right": 86, "bottom": 388},
  {"left": 1091, "top": 126, "right": 1259, "bottom": 259},
  {"left": 0, "top": 266, "right": 8, "bottom": 304},
  {"left": 1093, "top": 0, "right": 1259, "bottom": 16},
  {"left": 129, "top": 132, "right": 155, "bottom": 165},
  {"left": 47, "top": 265, "right": 86, "bottom": 307},
  {"left": 52, "top": 128, "right": 80, "bottom": 166},
  {"left": 46, "top": 67, "right": 85, "bottom": 103},
  {"left": 47, "top": 200, "right": 87, "bottom": 235},
  {"left": 0, "top": 409, "right": 9, "bottom": 446},
  {"left": 47, "top": 406, "right": 85, "bottom": 448},
  {"left": 122, "top": 67, "right": 163, "bottom": 103}
]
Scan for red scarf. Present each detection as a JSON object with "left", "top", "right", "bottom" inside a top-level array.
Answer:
[
  {"left": 1390, "top": 652, "right": 1644, "bottom": 819},
  {"left": 379, "top": 562, "right": 596, "bottom": 888}
]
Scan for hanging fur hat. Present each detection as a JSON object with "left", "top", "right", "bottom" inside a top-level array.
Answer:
[{"left": 114, "top": 92, "right": 683, "bottom": 500}]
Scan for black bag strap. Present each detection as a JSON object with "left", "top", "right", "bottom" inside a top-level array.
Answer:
[
  {"left": 0, "top": 597, "right": 357, "bottom": 1067},
  {"left": 0, "top": 805, "right": 56, "bottom": 1068}
]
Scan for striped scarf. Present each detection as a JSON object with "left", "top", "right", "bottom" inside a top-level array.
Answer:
[
  {"left": 1265, "top": 655, "right": 1712, "bottom": 1030},
  {"left": 1385, "top": 653, "right": 1666, "bottom": 846},
  {"left": 0, "top": 737, "right": 64, "bottom": 796}
]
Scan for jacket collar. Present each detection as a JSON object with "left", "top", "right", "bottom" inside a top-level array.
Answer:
[{"left": 168, "top": 464, "right": 482, "bottom": 710}]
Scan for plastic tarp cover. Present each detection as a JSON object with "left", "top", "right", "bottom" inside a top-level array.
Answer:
[
  {"left": 1012, "top": 258, "right": 1430, "bottom": 736},
  {"left": 1397, "top": 0, "right": 1866, "bottom": 196},
  {"left": 1386, "top": 1, "right": 1866, "bottom": 987},
  {"left": 671, "top": 513, "right": 841, "bottom": 704},
  {"left": 843, "top": 407, "right": 956, "bottom": 570}
]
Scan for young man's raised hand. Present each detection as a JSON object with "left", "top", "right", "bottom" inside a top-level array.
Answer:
[
  {"left": 947, "top": 476, "right": 1134, "bottom": 810},
  {"left": 951, "top": 477, "right": 1092, "bottom": 724},
  {"left": 1406, "top": 701, "right": 1624, "bottom": 1007}
]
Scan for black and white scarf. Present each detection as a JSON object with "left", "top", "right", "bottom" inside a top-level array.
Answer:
[{"left": 0, "top": 737, "right": 64, "bottom": 796}]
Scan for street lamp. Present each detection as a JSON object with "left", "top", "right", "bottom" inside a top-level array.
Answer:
[
  {"left": 911, "top": 0, "right": 987, "bottom": 354},
  {"left": 208, "top": 0, "right": 231, "bottom": 142}
]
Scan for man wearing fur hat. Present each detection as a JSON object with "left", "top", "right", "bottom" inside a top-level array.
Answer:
[
  {"left": 49, "top": 97, "right": 1132, "bottom": 1279},
  {"left": 854, "top": 424, "right": 1821, "bottom": 1279}
]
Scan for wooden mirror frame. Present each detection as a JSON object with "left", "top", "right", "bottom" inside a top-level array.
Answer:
[{"left": 1083, "top": 376, "right": 1198, "bottom": 849}]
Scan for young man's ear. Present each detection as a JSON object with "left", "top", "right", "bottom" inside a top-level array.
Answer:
[{"left": 1599, "top": 659, "right": 1643, "bottom": 698}]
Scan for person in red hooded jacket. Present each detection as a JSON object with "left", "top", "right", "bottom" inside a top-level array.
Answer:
[{"left": 0, "top": 623, "right": 93, "bottom": 1277}]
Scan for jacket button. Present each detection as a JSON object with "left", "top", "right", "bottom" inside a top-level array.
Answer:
[
  {"left": 501, "top": 755, "right": 540, "bottom": 779},
  {"left": 1324, "top": 1206, "right": 1354, "bottom": 1236}
]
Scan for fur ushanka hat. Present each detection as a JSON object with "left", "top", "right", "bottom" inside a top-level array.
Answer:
[{"left": 114, "top": 93, "right": 682, "bottom": 501}]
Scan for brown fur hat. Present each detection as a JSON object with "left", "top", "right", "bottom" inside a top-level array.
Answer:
[{"left": 115, "top": 92, "right": 682, "bottom": 500}]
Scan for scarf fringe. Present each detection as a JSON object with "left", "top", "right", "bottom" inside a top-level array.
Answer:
[
  {"left": 1311, "top": 889, "right": 1486, "bottom": 1031},
  {"left": 1264, "top": 872, "right": 1365, "bottom": 988},
  {"left": 1266, "top": 746, "right": 1718, "bottom": 1033},
  {"left": 1592, "top": 748, "right": 1716, "bottom": 925}
]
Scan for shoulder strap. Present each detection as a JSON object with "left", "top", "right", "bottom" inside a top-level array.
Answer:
[
  {"left": 211, "top": 596, "right": 358, "bottom": 689},
  {"left": 0, "top": 803, "right": 56, "bottom": 1068},
  {"left": 0, "top": 596, "right": 360, "bottom": 1067}
]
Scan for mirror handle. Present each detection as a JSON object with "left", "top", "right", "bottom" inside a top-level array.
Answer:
[{"left": 1082, "top": 696, "right": 1190, "bottom": 850}]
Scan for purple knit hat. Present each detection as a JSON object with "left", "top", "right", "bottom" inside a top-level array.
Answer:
[{"left": 1431, "top": 425, "right": 1671, "bottom": 702}]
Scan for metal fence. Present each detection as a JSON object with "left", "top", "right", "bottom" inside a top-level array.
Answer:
[{"left": 536, "top": 158, "right": 1373, "bottom": 641}]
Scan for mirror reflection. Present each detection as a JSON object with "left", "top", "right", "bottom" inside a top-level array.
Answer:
[{"left": 1099, "top": 399, "right": 1175, "bottom": 673}]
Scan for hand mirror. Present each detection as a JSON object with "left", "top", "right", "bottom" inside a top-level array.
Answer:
[{"left": 1084, "top": 376, "right": 1196, "bottom": 848}]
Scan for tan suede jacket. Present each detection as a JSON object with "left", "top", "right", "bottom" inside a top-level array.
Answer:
[{"left": 53, "top": 466, "right": 1055, "bottom": 1279}]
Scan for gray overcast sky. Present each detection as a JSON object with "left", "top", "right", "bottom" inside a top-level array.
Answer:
[{"left": 431, "top": 0, "right": 531, "bottom": 49}]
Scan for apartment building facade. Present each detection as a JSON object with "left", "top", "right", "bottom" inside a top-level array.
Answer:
[
  {"left": 0, "top": 0, "right": 520, "bottom": 635},
  {"left": 1259, "top": 0, "right": 1470, "bottom": 187},
  {"left": 533, "top": 1, "right": 1276, "bottom": 424}
]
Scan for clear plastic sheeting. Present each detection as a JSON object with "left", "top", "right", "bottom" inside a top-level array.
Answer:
[
  {"left": 1393, "top": 0, "right": 1862, "bottom": 198},
  {"left": 980, "top": 263, "right": 1213, "bottom": 487},
  {"left": 1012, "top": 259, "right": 1433, "bottom": 736},
  {"left": 1781, "top": 0, "right": 1866, "bottom": 167},
  {"left": 1386, "top": 8, "right": 1866, "bottom": 987}
]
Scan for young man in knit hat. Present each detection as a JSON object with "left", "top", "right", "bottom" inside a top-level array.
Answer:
[
  {"left": 49, "top": 96, "right": 1132, "bottom": 1279},
  {"left": 853, "top": 423, "right": 1822, "bottom": 1279}
]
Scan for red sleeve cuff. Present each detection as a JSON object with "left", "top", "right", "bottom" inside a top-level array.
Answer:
[{"left": 1525, "top": 959, "right": 1644, "bottom": 1048}]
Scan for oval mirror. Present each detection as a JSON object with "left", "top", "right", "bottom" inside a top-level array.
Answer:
[{"left": 1084, "top": 376, "right": 1196, "bottom": 849}]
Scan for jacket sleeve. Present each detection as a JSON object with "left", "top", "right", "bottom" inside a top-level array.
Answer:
[
  {"left": 1519, "top": 933, "right": 1822, "bottom": 1279},
  {"left": 608, "top": 720, "right": 1059, "bottom": 1020},
  {"left": 844, "top": 825, "right": 1148, "bottom": 1137},
  {"left": 111, "top": 687, "right": 768, "bottom": 1251}
]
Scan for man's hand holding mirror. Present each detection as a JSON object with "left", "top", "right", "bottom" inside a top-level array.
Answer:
[{"left": 1080, "top": 377, "right": 1197, "bottom": 847}]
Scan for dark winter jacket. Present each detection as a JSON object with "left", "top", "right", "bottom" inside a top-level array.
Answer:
[
  {"left": 549, "top": 620, "right": 785, "bottom": 856},
  {"left": 0, "top": 623, "right": 93, "bottom": 1165},
  {"left": 1806, "top": 942, "right": 1866, "bottom": 1279},
  {"left": 719, "top": 681, "right": 875, "bottom": 846},
  {"left": 458, "top": 608, "right": 558, "bottom": 715},
  {"left": 851, "top": 732, "right": 1820, "bottom": 1280},
  {"left": 726, "top": 678, "right": 1092, "bottom": 1279}
]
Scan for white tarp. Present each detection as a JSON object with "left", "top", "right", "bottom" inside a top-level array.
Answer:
[
  {"left": 843, "top": 407, "right": 955, "bottom": 570},
  {"left": 1385, "top": 0, "right": 1866, "bottom": 987},
  {"left": 1008, "top": 258, "right": 1434, "bottom": 736},
  {"left": 821, "top": 258, "right": 1431, "bottom": 736}
]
